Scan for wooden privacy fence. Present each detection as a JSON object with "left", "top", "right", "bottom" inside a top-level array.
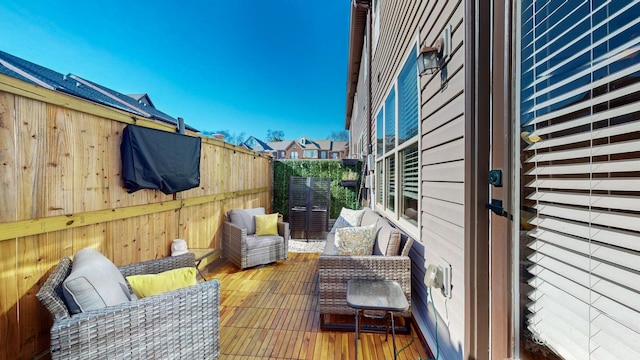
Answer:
[{"left": 0, "top": 74, "right": 272, "bottom": 359}]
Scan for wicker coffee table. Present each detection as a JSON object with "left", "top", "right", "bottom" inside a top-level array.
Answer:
[{"left": 347, "top": 279, "right": 409, "bottom": 360}]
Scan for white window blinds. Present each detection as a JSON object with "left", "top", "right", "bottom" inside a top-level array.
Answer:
[
  {"left": 401, "top": 143, "right": 418, "bottom": 225},
  {"left": 520, "top": 1, "right": 640, "bottom": 359}
]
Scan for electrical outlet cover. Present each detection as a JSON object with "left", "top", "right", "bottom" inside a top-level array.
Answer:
[{"left": 424, "top": 264, "right": 440, "bottom": 288}]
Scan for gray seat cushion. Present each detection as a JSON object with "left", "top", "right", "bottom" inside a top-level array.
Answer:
[
  {"left": 229, "top": 207, "right": 266, "bottom": 235},
  {"left": 62, "top": 248, "right": 132, "bottom": 314},
  {"left": 245, "top": 235, "right": 284, "bottom": 250}
]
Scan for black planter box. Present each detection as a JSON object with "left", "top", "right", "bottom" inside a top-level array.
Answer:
[
  {"left": 340, "top": 180, "right": 358, "bottom": 187},
  {"left": 342, "top": 158, "right": 360, "bottom": 166}
]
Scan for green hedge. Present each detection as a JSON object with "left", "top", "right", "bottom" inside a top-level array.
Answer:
[{"left": 273, "top": 160, "right": 362, "bottom": 220}]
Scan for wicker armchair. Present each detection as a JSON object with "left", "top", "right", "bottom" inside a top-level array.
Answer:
[
  {"left": 36, "top": 253, "right": 220, "bottom": 360},
  {"left": 223, "top": 220, "right": 290, "bottom": 269}
]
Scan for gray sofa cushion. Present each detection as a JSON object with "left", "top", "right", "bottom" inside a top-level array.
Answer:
[
  {"left": 325, "top": 209, "right": 402, "bottom": 257},
  {"left": 323, "top": 234, "right": 338, "bottom": 255},
  {"left": 360, "top": 207, "right": 380, "bottom": 227},
  {"left": 229, "top": 207, "right": 266, "bottom": 235},
  {"left": 245, "top": 235, "right": 284, "bottom": 250},
  {"left": 373, "top": 218, "right": 401, "bottom": 256},
  {"left": 62, "top": 248, "right": 131, "bottom": 314}
]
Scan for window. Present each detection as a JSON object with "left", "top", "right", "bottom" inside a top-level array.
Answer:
[
  {"left": 398, "top": 50, "right": 419, "bottom": 144},
  {"left": 303, "top": 150, "right": 317, "bottom": 159},
  {"left": 385, "top": 156, "right": 395, "bottom": 211},
  {"left": 376, "top": 160, "right": 384, "bottom": 205},
  {"left": 279, "top": 151, "right": 285, "bottom": 158},
  {"left": 400, "top": 143, "right": 418, "bottom": 225},
  {"left": 375, "top": 45, "right": 419, "bottom": 231},
  {"left": 331, "top": 152, "right": 339, "bottom": 159},
  {"left": 320, "top": 151, "right": 327, "bottom": 159},
  {"left": 516, "top": 2, "right": 640, "bottom": 358},
  {"left": 290, "top": 151, "right": 298, "bottom": 159},
  {"left": 376, "top": 110, "right": 384, "bottom": 157},
  {"left": 384, "top": 88, "right": 396, "bottom": 154}
]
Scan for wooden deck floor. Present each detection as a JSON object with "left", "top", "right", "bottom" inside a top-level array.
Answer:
[{"left": 207, "top": 252, "right": 429, "bottom": 360}]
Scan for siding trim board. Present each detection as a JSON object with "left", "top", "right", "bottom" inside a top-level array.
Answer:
[{"left": 464, "top": 1, "right": 491, "bottom": 359}]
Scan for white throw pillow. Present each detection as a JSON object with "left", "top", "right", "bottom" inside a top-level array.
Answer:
[
  {"left": 334, "top": 223, "right": 377, "bottom": 256},
  {"left": 330, "top": 208, "right": 365, "bottom": 233}
]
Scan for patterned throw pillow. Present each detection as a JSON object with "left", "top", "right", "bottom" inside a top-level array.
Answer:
[
  {"left": 330, "top": 208, "right": 366, "bottom": 233},
  {"left": 334, "top": 223, "right": 377, "bottom": 255}
]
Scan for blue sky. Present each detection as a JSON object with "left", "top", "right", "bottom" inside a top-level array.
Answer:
[{"left": 0, "top": 1, "right": 351, "bottom": 141}]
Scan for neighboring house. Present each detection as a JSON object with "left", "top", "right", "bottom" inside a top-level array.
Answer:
[
  {"left": 240, "top": 136, "right": 273, "bottom": 153},
  {"left": 345, "top": 1, "right": 639, "bottom": 360},
  {"left": 0, "top": 50, "right": 197, "bottom": 132},
  {"left": 242, "top": 136, "right": 348, "bottom": 160}
]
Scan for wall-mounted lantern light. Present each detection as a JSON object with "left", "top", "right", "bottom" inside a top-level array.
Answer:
[{"left": 418, "top": 25, "right": 452, "bottom": 76}]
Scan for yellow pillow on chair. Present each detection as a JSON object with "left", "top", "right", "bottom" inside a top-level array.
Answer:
[
  {"left": 255, "top": 213, "right": 279, "bottom": 236},
  {"left": 126, "top": 267, "right": 197, "bottom": 298}
]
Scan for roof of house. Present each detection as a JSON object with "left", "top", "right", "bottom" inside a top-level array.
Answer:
[
  {"left": 128, "top": 93, "right": 156, "bottom": 108},
  {"left": 268, "top": 139, "right": 347, "bottom": 152},
  {"left": 0, "top": 50, "right": 197, "bottom": 132},
  {"left": 241, "top": 136, "right": 274, "bottom": 152},
  {"left": 266, "top": 140, "right": 292, "bottom": 151},
  {"left": 242, "top": 135, "right": 348, "bottom": 154}
]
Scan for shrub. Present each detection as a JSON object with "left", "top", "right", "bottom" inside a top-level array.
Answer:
[{"left": 273, "top": 160, "right": 362, "bottom": 220}]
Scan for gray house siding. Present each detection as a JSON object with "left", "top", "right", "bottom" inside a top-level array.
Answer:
[
  {"left": 419, "top": 2, "right": 466, "bottom": 358},
  {"left": 348, "top": 1, "right": 467, "bottom": 359}
]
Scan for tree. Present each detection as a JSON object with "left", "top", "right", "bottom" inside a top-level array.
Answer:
[
  {"left": 329, "top": 130, "right": 349, "bottom": 142},
  {"left": 266, "top": 129, "right": 285, "bottom": 142}
]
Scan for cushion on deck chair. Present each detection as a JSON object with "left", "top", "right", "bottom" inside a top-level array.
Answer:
[
  {"left": 334, "top": 223, "right": 377, "bottom": 256},
  {"left": 372, "top": 219, "right": 401, "bottom": 256},
  {"left": 245, "top": 235, "right": 283, "bottom": 250},
  {"left": 126, "top": 267, "right": 197, "bottom": 298},
  {"left": 330, "top": 207, "right": 365, "bottom": 233},
  {"left": 360, "top": 207, "right": 380, "bottom": 227},
  {"left": 62, "top": 248, "right": 132, "bottom": 314},
  {"left": 255, "top": 213, "right": 279, "bottom": 236},
  {"left": 229, "top": 207, "right": 266, "bottom": 235}
]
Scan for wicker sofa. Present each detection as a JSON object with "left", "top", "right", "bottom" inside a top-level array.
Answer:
[
  {"left": 223, "top": 207, "right": 290, "bottom": 270},
  {"left": 318, "top": 207, "right": 413, "bottom": 329},
  {"left": 36, "top": 253, "right": 220, "bottom": 360}
]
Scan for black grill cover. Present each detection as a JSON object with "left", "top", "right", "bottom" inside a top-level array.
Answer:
[{"left": 121, "top": 124, "right": 201, "bottom": 194}]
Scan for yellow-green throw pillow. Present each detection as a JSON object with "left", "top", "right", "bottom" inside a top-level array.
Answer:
[
  {"left": 126, "top": 267, "right": 197, "bottom": 298},
  {"left": 255, "top": 213, "right": 279, "bottom": 236}
]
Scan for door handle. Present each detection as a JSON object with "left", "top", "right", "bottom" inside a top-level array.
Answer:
[{"left": 485, "top": 199, "right": 513, "bottom": 220}]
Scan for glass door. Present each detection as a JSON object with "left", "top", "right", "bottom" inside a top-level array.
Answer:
[{"left": 516, "top": 1, "right": 640, "bottom": 359}]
